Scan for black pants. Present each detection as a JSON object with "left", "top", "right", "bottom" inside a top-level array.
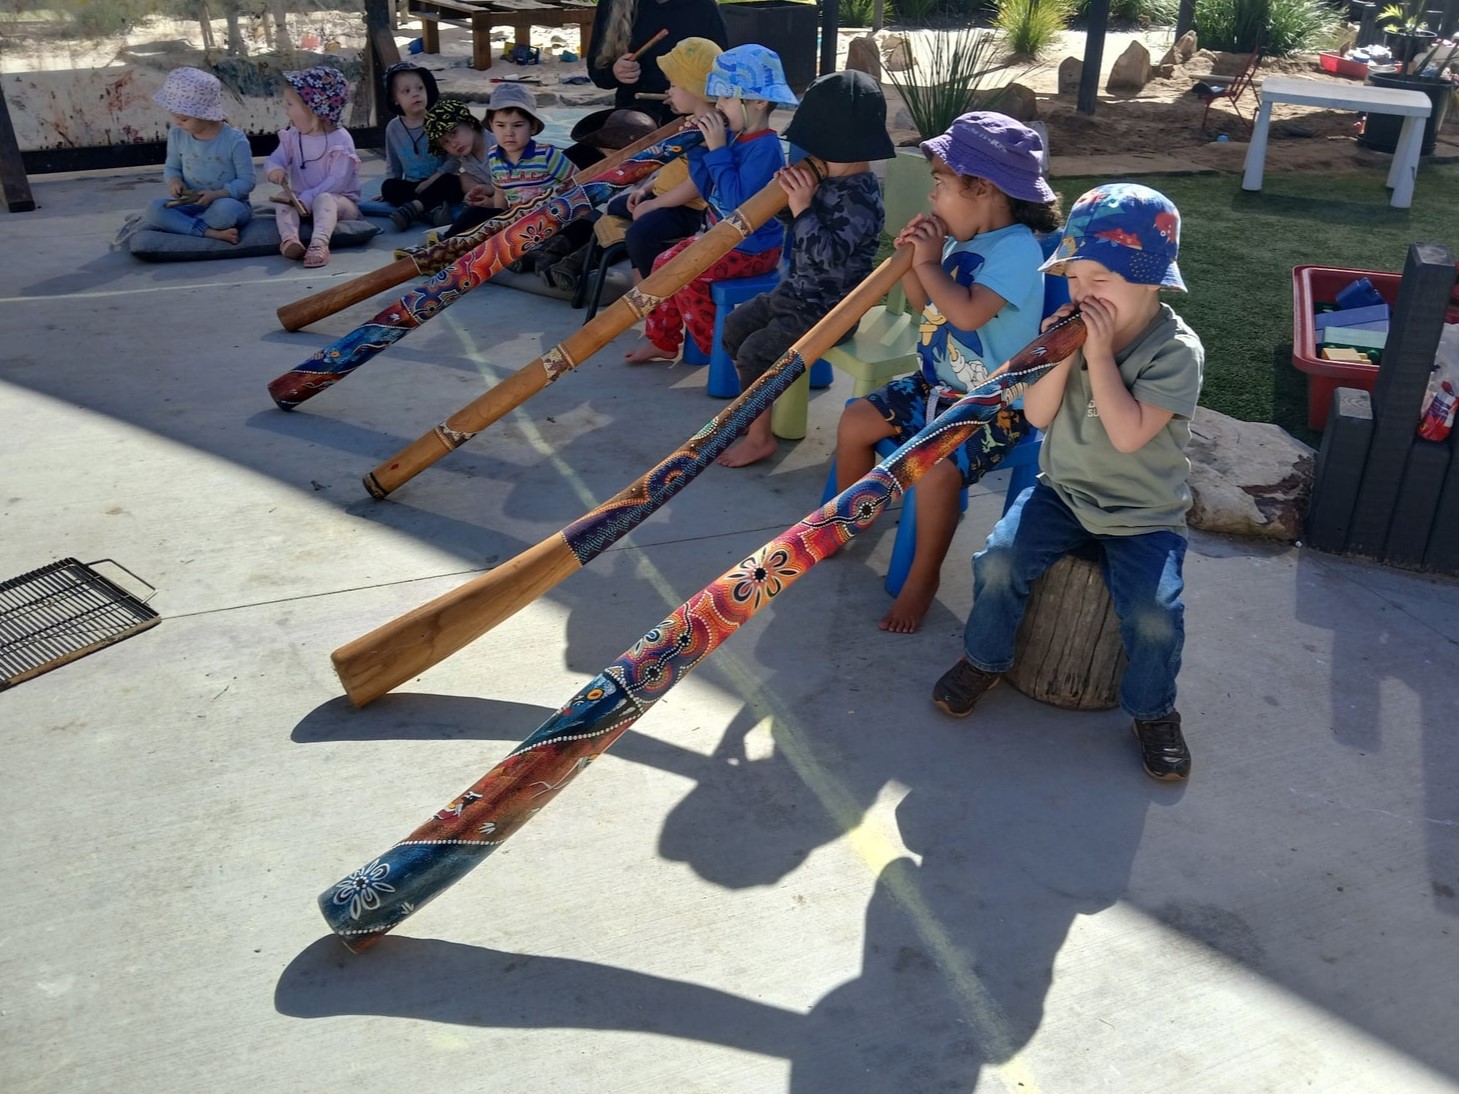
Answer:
[
  {"left": 380, "top": 174, "right": 461, "bottom": 209},
  {"left": 723, "top": 291, "right": 826, "bottom": 392},
  {"left": 604, "top": 192, "right": 703, "bottom": 278}
]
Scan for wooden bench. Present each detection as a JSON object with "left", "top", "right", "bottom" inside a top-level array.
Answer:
[
  {"left": 408, "top": 0, "right": 596, "bottom": 71},
  {"left": 1242, "top": 76, "right": 1432, "bottom": 208}
]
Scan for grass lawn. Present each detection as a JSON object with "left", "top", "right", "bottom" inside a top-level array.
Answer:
[{"left": 1051, "top": 167, "right": 1459, "bottom": 446}]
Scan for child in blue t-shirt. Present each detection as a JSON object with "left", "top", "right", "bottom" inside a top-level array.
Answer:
[
  {"left": 624, "top": 44, "right": 793, "bottom": 364},
  {"left": 834, "top": 112, "right": 1061, "bottom": 634}
]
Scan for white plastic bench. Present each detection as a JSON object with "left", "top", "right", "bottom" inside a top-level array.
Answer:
[{"left": 1242, "top": 76, "right": 1432, "bottom": 207}]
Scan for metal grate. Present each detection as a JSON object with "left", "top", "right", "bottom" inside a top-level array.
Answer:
[{"left": 0, "top": 558, "right": 160, "bottom": 689}]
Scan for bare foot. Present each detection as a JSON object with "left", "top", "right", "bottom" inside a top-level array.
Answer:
[
  {"left": 204, "top": 227, "right": 240, "bottom": 244},
  {"left": 624, "top": 338, "right": 677, "bottom": 364},
  {"left": 879, "top": 576, "right": 939, "bottom": 634},
  {"left": 716, "top": 433, "right": 778, "bottom": 467}
]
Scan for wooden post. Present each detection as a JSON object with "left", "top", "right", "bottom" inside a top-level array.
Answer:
[
  {"left": 1423, "top": 426, "right": 1459, "bottom": 574},
  {"left": 0, "top": 86, "right": 36, "bottom": 214},
  {"left": 1006, "top": 551, "right": 1127, "bottom": 712},
  {"left": 1385, "top": 439, "right": 1451, "bottom": 568},
  {"left": 820, "top": 0, "right": 839, "bottom": 77},
  {"left": 1305, "top": 388, "right": 1373, "bottom": 553},
  {"left": 1175, "top": 0, "right": 1196, "bottom": 38},
  {"left": 1078, "top": 0, "right": 1111, "bottom": 116}
]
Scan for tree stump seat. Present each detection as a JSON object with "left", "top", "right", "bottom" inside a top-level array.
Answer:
[{"left": 1006, "top": 546, "right": 1127, "bottom": 711}]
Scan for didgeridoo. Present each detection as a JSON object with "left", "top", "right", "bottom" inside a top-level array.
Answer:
[
  {"left": 623, "top": 28, "right": 668, "bottom": 61},
  {"left": 333, "top": 247, "right": 915, "bottom": 707},
  {"left": 266, "top": 129, "right": 704, "bottom": 410},
  {"left": 318, "top": 312, "right": 1087, "bottom": 951},
  {"left": 275, "top": 119, "right": 685, "bottom": 331},
  {"left": 358, "top": 162, "right": 820, "bottom": 498}
]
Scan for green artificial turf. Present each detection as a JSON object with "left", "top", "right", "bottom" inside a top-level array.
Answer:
[{"left": 1051, "top": 168, "right": 1459, "bottom": 446}]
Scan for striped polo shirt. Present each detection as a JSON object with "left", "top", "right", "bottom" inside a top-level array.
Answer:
[{"left": 487, "top": 139, "right": 575, "bottom": 208}]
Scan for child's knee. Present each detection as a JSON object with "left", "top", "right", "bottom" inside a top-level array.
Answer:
[{"left": 838, "top": 398, "right": 890, "bottom": 442}]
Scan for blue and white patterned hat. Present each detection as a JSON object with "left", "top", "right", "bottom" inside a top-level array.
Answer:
[
  {"left": 704, "top": 44, "right": 798, "bottom": 106},
  {"left": 1039, "top": 182, "right": 1185, "bottom": 291}
]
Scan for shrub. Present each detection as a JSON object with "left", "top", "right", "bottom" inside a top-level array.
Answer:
[
  {"left": 839, "top": 0, "right": 879, "bottom": 25},
  {"left": 995, "top": 0, "right": 1075, "bottom": 57},
  {"left": 895, "top": 0, "right": 944, "bottom": 20},
  {"left": 1193, "top": 0, "right": 1344, "bottom": 55},
  {"left": 1072, "top": 0, "right": 1179, "bottom": 26},
  {"left": 884, "top": 27, "right": 1008, "bottom": 139}
]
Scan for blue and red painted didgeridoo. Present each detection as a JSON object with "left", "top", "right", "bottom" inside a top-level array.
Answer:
[
  {"left": 318, "top": 312, "right": 1087, "bottom": 951},
  {"left": 332, "top": 247, "right": 917, "bottom": 707},
  {"left": 266, "top": 129, "right": 704, "bottom": 410}
]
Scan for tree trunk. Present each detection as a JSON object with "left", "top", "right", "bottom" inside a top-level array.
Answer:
[
  {"left": 270, "top": 0, "right": 293, "bottom": 53},
  {"left": 1005, "top": 552, "right": 1127, "bottom": 711},
  {"left": 225, "top": 6, "right": 246, "bottom": 56},
  {"left": 196, "top": 1, "right": 215, "bottom": 50}
]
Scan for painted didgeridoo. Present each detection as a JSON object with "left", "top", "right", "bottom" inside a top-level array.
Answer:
[
  {"left": 333, "top": 247, "right": 915, "bottom": 707},
  {"left": 274, "top": 120, "right": 685, "bottom": 332},
  {"left": 266, "top": 129, "right": 705, "bottom": 410},
  {"left": 357, "top": 164, "right": 818, "bottom": 498},
  {"left": 317, "top": 312, "right": 1087, "bottom": 951}
]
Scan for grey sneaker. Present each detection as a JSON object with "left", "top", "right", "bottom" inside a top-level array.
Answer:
[
  {"left": 1132, "top": 712, "right": 1191, "bottom": 781},
  {"left": 931, "top": 659, "right": 1001, "bottom": 718}
]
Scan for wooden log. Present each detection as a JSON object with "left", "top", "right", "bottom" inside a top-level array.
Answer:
[
  {"left": 0, "top": 86, "right": 36, "bottom": 214},
  {"left": 1384, "top": 437, "right": 1451, "bottom": 568},
  {"left": 1305, "top": 387, "right": 1373, "bottom": 553},
  {"left": 1006, "top": 551, "right": 1127, "bottom": 712}
]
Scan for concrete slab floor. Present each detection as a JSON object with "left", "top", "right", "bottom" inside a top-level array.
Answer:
[{"left": 1, "top": 163, "right": 1456, "bottom": 1094}]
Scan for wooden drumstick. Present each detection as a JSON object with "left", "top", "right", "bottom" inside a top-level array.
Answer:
[{"left": 624, "top": 28, "right": 668, "bottom": 62}]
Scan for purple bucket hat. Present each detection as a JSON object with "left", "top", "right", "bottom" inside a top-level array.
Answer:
[
  {"left": 920, "top": 111, "right": 1053, "bottom": 204},
  {"left": 284, "top": 65, "right": 350, "bottom": 127},
  {"left": 1038, "top": 183, "right": 1185, "bottom": 291},
  {"left": 154, "top": 67, "right": 226, "bottom": 122}
]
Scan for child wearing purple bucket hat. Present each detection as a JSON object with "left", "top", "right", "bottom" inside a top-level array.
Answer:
[
  {"left": 264, "top": 65, "right": 361, "bottom": 268},
  {"left": 835, "top": 111, "right": 1061, "bottom": 634},
  {"left": 931, "top": 182, "right": 1205, "bottom": 784},
  {"left": 144, "top": 67, "right": 255, "bottom": 244}
]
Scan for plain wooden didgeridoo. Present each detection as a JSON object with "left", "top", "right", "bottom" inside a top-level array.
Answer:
[
  {"left": 334, "top": 247, "right": 913, "bottom": 707},
  {"left": 358, "top": 160, "right": 822, "bottom": 500},
  {"left": 274, "top": 119, "right": 684, "bottom": 331}
]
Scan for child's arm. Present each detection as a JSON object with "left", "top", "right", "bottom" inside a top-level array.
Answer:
[
  {"left": 1080, "top": 297, "right": 1175, "bottom": 452},
  {"left": 634, "top": 177, "right": 698, "bottom": 216},
  {"left": 413, "top": 169, "right": 447, "bottom": 195},
  {"left": 264, "top": 130, "right": 291, "bottom": 186},
  {"left": 163, "top": 128, "right": 186, "bottom": 196},
  {"left": 221, "top": 129, "right": 255, "bottom": 202},
  {"left": 692, "top": 126, "right": 781, "bottom": 212},
  {"left": 900, "top": 215, "right": 1007, "bottom": 332}
]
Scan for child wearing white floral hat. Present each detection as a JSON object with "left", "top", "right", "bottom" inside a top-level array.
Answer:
[
  {"left": 143, "top": 67, "right": 255, "bottom": 245},
  {"left": 264, "top": 65, "right": 361, "bottom": 268}
]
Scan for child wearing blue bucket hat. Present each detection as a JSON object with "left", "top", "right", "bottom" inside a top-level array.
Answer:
[
  {"left": 932, "top": 182, "right": 1205, "bottom": 784},
  {"left": 835, "top": 110, "right": 1062, "bottom": 634},
  {"left": 624, "top": 43, "right": 794, "bottom": 364}
]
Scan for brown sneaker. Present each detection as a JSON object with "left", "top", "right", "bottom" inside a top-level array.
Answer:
[
  {"left": 931, "top": 659, "right": 1001, "bottom": 718},
  {"left": 1132, "top": 712, "right": 1191, "bottom": 781}
]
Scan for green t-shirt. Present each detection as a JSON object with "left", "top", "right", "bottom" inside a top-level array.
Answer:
[{"left": 1038, "top": 303, "right": 1204, "bottom": 536}]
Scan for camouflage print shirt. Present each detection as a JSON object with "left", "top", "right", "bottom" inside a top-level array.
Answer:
[{"left": 771, "top": 170, "right": 884, "bottom": 323}]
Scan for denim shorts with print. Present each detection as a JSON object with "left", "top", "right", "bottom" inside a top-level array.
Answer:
[{"left": 864, "top": 373, "right": 1029, "bottom": 487}]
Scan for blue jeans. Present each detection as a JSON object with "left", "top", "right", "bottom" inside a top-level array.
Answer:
[
  {"left": 962, "top": 483, "right": 1187, "bottom": 720},
  {"left": 143, "top": 196, "right": 252, "bottom": 236}
]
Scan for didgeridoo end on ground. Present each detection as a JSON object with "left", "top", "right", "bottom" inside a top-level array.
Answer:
[
  {"left": 318, "top": 312, "right": 1085, "bottom": 951},
  {"left": 336, "top": 247, "right": 915, "bottom": 707},
  {"left": 273, "top": 119, "right": 686, "bottom": 332},
  {"left": 357, "top": 164, "right": 820, "bottom": 498}
]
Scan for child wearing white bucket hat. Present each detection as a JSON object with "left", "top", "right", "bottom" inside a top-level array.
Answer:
[
  {"left": 143, "top": 67, "right": 255, "bottom": 244},
  {"left": 264, "top": 66, "right": 361, "bottom": 267},
  {"left": 624, "top": 43, "right": 792, "bottom": 364}
]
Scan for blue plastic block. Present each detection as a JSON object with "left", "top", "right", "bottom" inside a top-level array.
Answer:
[
  {"left": 1313, "top": 303, "right": 1391, "bottom": 330},
  {"left": 1335, "top": 277, "right": 1385, "bottom": 310}
]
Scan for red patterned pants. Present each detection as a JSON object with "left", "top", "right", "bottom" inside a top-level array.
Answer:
[{"left": 642, "top": 236, "right": 782, "bottom": 356}]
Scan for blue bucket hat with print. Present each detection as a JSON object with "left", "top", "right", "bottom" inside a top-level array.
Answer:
[
  {"left": 1039, "top": 182, "right": 1186, "bottom": 291},
  {"left": 705, "top": 44, "right": 798, "bottom": 106}
]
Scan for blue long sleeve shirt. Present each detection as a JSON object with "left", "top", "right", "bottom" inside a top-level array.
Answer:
[
  {"left": 688, "top": 129, "right": 784, "bottom": 254},
  {"left": 163, "top": 123, "right": 256, "bottom": 201}
]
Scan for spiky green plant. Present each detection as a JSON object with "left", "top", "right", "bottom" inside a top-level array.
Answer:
[
  {"left": 996, "top": 0, "right": 1075, "bottom": 59},
  {"left": 839, "top": 0, "right": 878, "bottom": 26},
  {"left": 1193, "top": 0, "right": 1343, "bottom": 55},
  {"left": 883, "top": 27, "right": 1010, "bottom": 140}
]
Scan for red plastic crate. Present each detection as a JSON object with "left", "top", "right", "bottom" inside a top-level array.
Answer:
[
  {"left": 1319, "top": 51, "right": 1370, "bottom": 79},
  {"left": 1291, "top": 264, "right": 1401, "bottom": 430}
]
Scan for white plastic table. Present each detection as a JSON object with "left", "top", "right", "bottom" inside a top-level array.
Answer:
[{"left": 1242, "top": 76, "right": 1432, "bottom": 208}]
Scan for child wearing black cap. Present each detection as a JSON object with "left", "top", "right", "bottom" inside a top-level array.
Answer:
[
  {"left": 713, "top": 70, "right": 893, "bottom": 468},
  {"left": 379, "top": 62, "right": 462, "bottom": 231}
]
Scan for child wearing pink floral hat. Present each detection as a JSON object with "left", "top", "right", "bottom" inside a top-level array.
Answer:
[
  {"left": 144, "top": 67, "right": 255, "bottom": 245},
  {"left": 264, "top": 66, "right": 361, "bottom": 268}
]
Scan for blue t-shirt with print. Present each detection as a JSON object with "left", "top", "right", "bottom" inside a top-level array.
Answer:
[{"left": 916, "top": 223, "right": 1045, "bottom": 395}]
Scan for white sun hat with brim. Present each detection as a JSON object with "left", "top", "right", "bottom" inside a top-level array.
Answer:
[{"left": 154, "top": 67, "right": 227, "bottom": 122}]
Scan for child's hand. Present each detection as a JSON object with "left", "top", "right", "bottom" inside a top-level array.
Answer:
[
  {"left": 266, "top": 168, "right": 286, "bottom": 186},
  {"left": 775, "top": 163, "right": 819, "bottom": 217},
  {"left": 167, "top": 178, "right": 185, "bottom": 198},
  {"left": 1040, "top": 302, "right": 1078, "bottom": 333},
  {"left": 631, "top": 196, "right": 658, "bottom": 220},
  {"left": 625, "top": 185, "right": 648, "bottom": 213},
  {"left": 892, "top": 213, "right": 937, "bottom": 249},
  {"left": 902, "top": 215, "right": 946, "bottom": 267},
  {"left": 1077, "top": 296, "right": 1119, "bottom": 361},
  {"left": 611, "top": 54, "right": 641, "bottom": 85},
  {"left": 465, "top": 185, "right": 492, "bottom": 207},
  {"left": 195, "top": 189, "right": 218, "bottom": 208},
  {"left": 690, "top": 111, "right": 726, "bottom": 151}
]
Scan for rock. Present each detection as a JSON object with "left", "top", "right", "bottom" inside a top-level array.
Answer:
[
  {"left": 846, "top": 34, "right": 882, "bottom": 81},
  {"left": 1175, "top": 29, "right": 1198, "bottom": 62},
  {"left": 883, "top": 34, "right": 913, "bottom": 73},
  {"left": 1156, "top": 62, "right": 1176, "bottom": 78},
  {"left": 891, "top": 106, "right": 914, "bottom": 131},
  {"left": 1186, "top": 407, "right": 1315, "bottom": 543},
  {"left": 1105, "top": 41, "right": 1152, "bottom": 93},
  {"left": 993, "top": 81, "right": 1039, "bottom": 122},
  {"left": 1057, "top": 56, "right": 1082, "bottom": 95}
]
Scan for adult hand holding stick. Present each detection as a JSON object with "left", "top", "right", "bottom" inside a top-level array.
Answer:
[
  {"left": 334, "top": 246, "right": 914, "bottom": 708},
  {"left": 318, "top": 312, "right": 1088, "bottom": 951}
]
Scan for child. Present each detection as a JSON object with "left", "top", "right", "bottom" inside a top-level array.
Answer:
[
  {"left": 264, "top": 66, "right": 360, "bottom": 268},
  {"left": 623, "top": 44, "right": 793, "bottom": 364},
  {"left": 834, "top": 112, "right": 1060, "bottom": 634},
  {"left": 480, "top": 82, "right": 575, "bottom": 209},
  {"left": 144, "top": 67, "right": 255, "bottom": 244},
  {"left": 599, "top": 37, "right": 719, "bottom": 287},
  {"left": 930, "top": 183, "right": 1204, "bottom": 783},
  {"left": 425, "top": 97, "right": 495, "bottom": 239},
  {"left": 378, "top": 61, "right": 461, "bottom": 231},
  {"left": 715, "top": 70, "right": 891, "bottom": 468}
]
